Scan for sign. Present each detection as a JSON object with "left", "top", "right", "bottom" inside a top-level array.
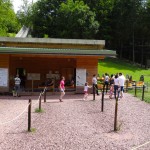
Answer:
[
  {"left": 0, "top": 68, "right": 8, "bottom": 87},
  {"left": 27, "top": 73, "right": 40, "bottom": 80},
  {"left": 76, "top": 69, "right": 86, "bottom": 86}
]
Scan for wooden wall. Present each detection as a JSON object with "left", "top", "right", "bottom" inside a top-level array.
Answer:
[
  {"left": 76, "top": 57, "right": 98, "bottom": 93},
  {"left": 9, "top": 56, "right": 76, "bottom": 91},
  {"left": 0, "top": 54, "right": 10, "bottom": 92},
  {"left": 0, "top": 54, "right": 99, "bottom": 93},
  {"left": 4, "top": 42, "right": 104, "bottom": 50}
]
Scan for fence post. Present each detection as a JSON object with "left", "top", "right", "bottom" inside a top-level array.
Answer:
[
  {"left": 142, "top": 85, "right": 145, "bottom": 101},
  {"left": 134, "top": 81, "right": 137, "bottom": 97},
  {"left": 93, "top": 84, "right": 95, "bottom": 100},
  {"left": 126, "top": 79, "right": 129, "bottom": 92},
  {"left": 44, "top": 88, "right": 46, "bottom": 103},
  {"left": 114, "top": 97, "right": 118, "bottom": 131},
  {"left": 28, "top": 99, "right": 32, "bottom": 132},
  {"left": 39, "top": 93, "right": 42, "bottom": 110},
  {"left": 101, "top": 84, "right": 105, "bottom": 112}
]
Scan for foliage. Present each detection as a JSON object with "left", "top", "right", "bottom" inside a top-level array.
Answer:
[
  {"left": 30, "top": 0, "right": 66, "bottom": 37},
  {"left": 16, "top": 0, "right": 34, "bottom": 27},
  {"left": 54, "top": 0, "right": 99, "bottom": 39},
  {"left": 0, "top": 0, "right": 20, "bottom": 36},
  {"left": 30, "top": 0, "right": 99, "bottom": 38},
  {"left": 83, "top": 0, "right": 114, "bottom": 42},
  {"left": 111, "top": 0, "right": 150, "bottom": 65}
]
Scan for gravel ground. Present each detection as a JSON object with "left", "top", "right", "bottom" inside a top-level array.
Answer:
[{"left": 0, "top": 93, "right": 150, "bottom": 150}]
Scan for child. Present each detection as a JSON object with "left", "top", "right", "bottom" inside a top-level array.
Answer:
[
  {"left": 109, "top": 84, "right": 114, "bottom": 99},
  {"left": 83, "top": 82, "right": 91, "bottom": 100},
  {"left": 59, "top": 76, "right": 65, "bottom": 102}
]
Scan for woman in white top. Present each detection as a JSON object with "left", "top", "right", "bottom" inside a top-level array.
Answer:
[{"left": 92, "top": 74, "right": 99, "bottom": 95}]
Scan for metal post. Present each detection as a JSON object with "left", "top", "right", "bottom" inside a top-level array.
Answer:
[
  {"left": 44, "top": 89, "right": 46, "bottom": 103},
  {"left": 114, "top": 97, "right": 118, "bottom": 131},
  {"left": 134, "top": 81, "right": 137, "bottom": 97},
  {"left": 28, "top": 99, "right": 32, "bottom": 131},
  {"left": 142, "top": 85, "right": 145, "bottom": 101},
  {"left": 101, "top": 84, "right": 105, "bottom": 112},
  {"left": 126, "top": 80, "right": 128, "bottom": 92},
  {"left": 39, "top": 93, "right": 42, "bottom": 110},
  {"left": 93, "top": 84, "right": 95, "bottom": 100}
]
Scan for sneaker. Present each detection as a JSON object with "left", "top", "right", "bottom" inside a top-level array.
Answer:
[{"left": 59, "top": 99, "right": 63, "bottom": 102}]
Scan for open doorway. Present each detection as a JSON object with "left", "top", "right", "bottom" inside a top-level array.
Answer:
[{"left": 16, "top": 68, "right": 26, "bottom": 90}]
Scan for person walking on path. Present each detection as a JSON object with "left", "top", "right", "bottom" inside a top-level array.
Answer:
[
  {"left": 114, "top": 74, "right": 120, "bottom": 99},
  {"left": 83, "top": 82, "right": 91, "bottom": 100},
  {"left": 118, "top": 73, "right": 126, "bottom": 98},
  {"left": 92, "top": 74, "right": 99, "bottom": 95},
  {"left": 14, "top": 74, "right": 21, "bottom": 97},
  {"left": 109, "top": 84, "right": 114, "bottom": 99},
  {"left": 104, "top": 73, "right": 110, "bottom": 94},
  {"left": 59, "top": 76, "right": 65, "bottom": 102}
]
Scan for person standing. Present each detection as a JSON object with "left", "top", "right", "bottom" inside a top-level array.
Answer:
[
  {"left": 14, "top": 74, "right": 21, "bottom": 97},
  {"left": 114, "top": 74, "right": 119, "bottom": 99},
  {"left": 118, "top": 73, "right": 126, "bottom": 98},
  {"left": 83, "top": 82, "right": 91, "bottom": 100},
  {"left": 59, "top": 76, "right": 65, "bottom": 102},
  {"left": 92, "top": 74, "right": 99, "bottom": 95},
  {"left": 104, "top": 73, "right": 110, "bottom": 94}
]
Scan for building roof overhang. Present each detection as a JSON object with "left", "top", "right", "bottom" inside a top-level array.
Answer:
[{"left": 0, "top": 47, "right": 116, "bottom": 56}]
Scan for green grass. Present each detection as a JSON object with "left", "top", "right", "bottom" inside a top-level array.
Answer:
[
  {"left": 127, "top": 87, "right": 150, "bottom": 103},
  {"left": 98, "top": 57, "right": 150, "bottom": 103},
  {"left": 28, "top": 128, "right": 36, "bottom": 133},
  {"left": 35, "top": 108, "right": 44, "bottom": 113},
  {"left": 98, "top": 57, "right": 150, "bottom": 82}
]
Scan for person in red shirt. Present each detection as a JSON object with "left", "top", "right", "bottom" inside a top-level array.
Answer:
[{"left": 59, "top": 76, "right": 65, "bottom": 102}]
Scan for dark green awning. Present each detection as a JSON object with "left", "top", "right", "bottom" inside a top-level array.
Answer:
[{"left": 0, "top": 47, "right": 116, "bottom": 56}]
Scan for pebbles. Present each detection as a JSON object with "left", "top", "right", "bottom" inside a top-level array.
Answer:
[{"left": 0, "top": 94, "right": 150, "bottom": 150}]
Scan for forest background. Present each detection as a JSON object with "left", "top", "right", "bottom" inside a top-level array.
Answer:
[{"left": 0, "top": 0, "right": 150, "bottom": 67}]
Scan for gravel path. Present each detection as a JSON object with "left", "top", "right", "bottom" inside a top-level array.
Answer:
[{"left": 0, "top": 93, "right": 150, "bottom": 150}]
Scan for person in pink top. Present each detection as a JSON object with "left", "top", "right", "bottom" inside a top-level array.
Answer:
[{"left": 59, "top": 76, "right": 65, "bottom": 102}]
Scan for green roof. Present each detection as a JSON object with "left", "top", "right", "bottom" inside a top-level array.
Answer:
[{"left": 0, "top": 47, "right": 116, "bottom": 56}]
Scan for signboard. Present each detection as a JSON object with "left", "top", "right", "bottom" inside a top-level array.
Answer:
[
  {"left": 76, "top": 69, "right": 86, "bottom": 86},
  {"left": 27, "top": 73, "right": 40, "bottom": 80},
  {"left": 0, "top": 68, "right": 8, "bottom": 87}
]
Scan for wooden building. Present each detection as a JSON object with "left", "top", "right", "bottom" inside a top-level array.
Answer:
[{"left": 0, "top": 37, "right": 116, "bottom": 94}]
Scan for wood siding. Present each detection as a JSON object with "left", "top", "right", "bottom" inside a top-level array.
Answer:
[
  {"left": 2, "top": 42, "right": 104, "bottom": 50},
  {"left": 76, "top": 57, "right": 98, "bottom": 93},
  {"left": 9, "top": 56, "right": 76, "bottom": 91},
  {"left": 0, "top": 54, "right": 99, "bottom": 93}
]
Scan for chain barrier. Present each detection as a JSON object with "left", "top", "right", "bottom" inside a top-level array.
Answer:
[
  {"left": 0, "top": 87, "right": 46, "bottom": 126},
  {"left": 131, "top": 140, "right": 150, "bottom": 150}
]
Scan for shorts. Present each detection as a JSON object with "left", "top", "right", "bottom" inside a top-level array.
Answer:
[
  {"left": 60, "top": 89, "right": 64, "bottom": 92},
  {"left": 84, "top": 91, "right": 88, "bottom": 94}
]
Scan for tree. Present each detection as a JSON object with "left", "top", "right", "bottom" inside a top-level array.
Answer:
[
  {"left": 82, "top": 0, "right": 114, "bottom": 45},
  {"left": 54, "top": 0, "right": 99, "bottom": 39},
  {"left": 16, "top": 0, "right": 33, "bottom": 26},
  {"left": 30, "top": 0, "right": 66, "bottom": 37},
  {"left": 0, "top": 0, "right": 20, "bottom": 36},
  {"left": 30, "top": 0, "right": 99, "bottom": 38},
  {"left": 111, "top": 0, "right": 144, "bottom": 62}
]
